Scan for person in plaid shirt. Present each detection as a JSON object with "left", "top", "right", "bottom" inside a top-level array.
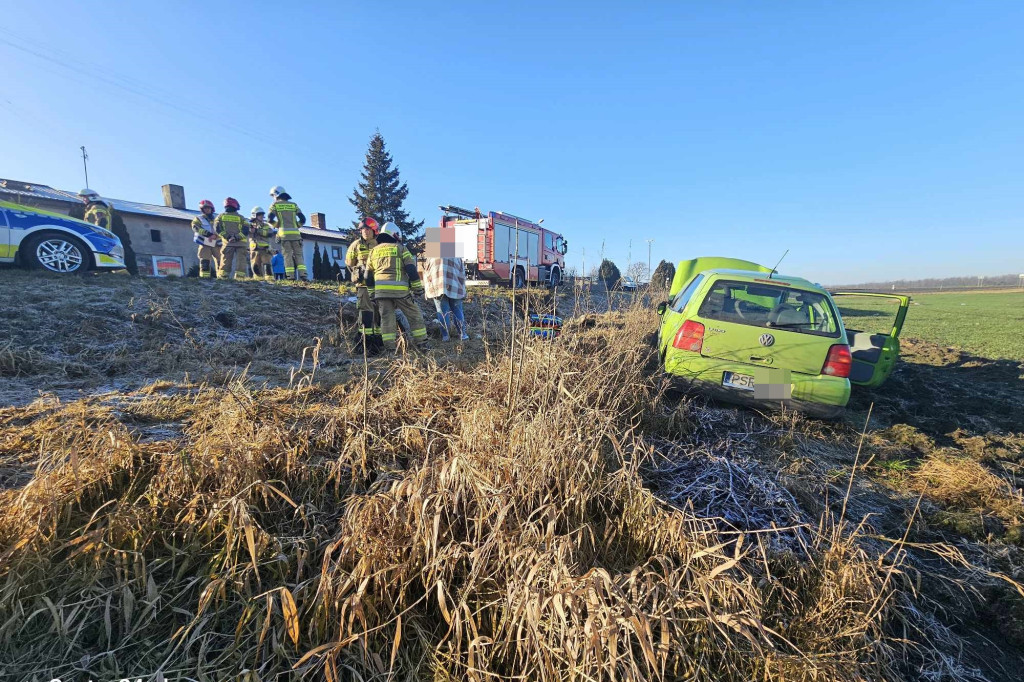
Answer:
[{"left": 423, "top": 227, "right": 470, "bottom": 341}]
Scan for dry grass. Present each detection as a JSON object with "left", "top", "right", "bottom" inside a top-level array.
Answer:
[{"left": 1, "top": 292, "right": 1012, "bottom": 682}]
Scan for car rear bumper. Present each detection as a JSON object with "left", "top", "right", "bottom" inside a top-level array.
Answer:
[
  {"left": 664, "top": 352, "right": 850, "bottom": 419},
  {"left": 666, "top": 375, "right": 846, "bottom": 419}
]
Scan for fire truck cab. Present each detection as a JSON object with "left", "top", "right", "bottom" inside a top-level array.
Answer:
[{"left": 439, "top": 205, "right": 568, "bottom": 287}]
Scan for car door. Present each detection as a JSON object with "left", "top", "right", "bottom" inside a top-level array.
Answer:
[
  {"left": 0, "top": 206, "right": 10, "bottom": 261},
  {"left": 832, "top": 292, "right": 911, "bottom": 388},
  {"left": 657, "top": 273, "right": 706, "bottom": 358}
]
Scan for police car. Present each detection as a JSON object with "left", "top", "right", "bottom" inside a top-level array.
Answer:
[{"left": 0, "top": 200, "right": 125, "bottom": 274}]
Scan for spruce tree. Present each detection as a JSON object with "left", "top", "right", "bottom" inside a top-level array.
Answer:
[
  {"left": 348, "top": 131, "right": 425, "bottom": 252},
  {"left": 651, "top": 260, "right": 676, "bottom": 292},
  {"left": 312, "top": 243, "right": 324, "bottom": 281},
  {"left": 598, "top": 259, "right": 621, "bottom": 289}
]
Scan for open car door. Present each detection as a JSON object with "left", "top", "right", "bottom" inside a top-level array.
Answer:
[{"left": 832, "top": 292, "right": 911, "bottom": 388}]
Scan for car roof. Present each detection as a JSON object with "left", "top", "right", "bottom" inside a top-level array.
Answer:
[{"left": 702, "top": 268, "right": 825, "bottom": 291}]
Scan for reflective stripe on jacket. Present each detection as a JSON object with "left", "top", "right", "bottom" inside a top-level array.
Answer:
[
  {"left": 84, "top": 204, "right": 112, "bottom": 229},
  {"left": 249, "top": 221, "right": 276, "bottom": 248},
  {"left": 269, "top": 201, "right": 304, "bottom": 241},
  {"left": 365, "top": 242, "right": 423, "bottom": 298},
  {"left": 191, "top": 214, "right": 217, "bottom": 236},
  {"left": 345, "top": 236, "right": 377, "bottom": 283},
  {"left": 214, "top": 213, "right": 249, "bottom": 242}
]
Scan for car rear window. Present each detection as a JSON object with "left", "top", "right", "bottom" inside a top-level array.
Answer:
[{"left": 697, "top": 279, "right": 841, "bottom": 338}]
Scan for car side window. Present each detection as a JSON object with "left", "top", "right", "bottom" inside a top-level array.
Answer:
[{"left": 671, "top": 274, "right": 704, "bottom": 312}]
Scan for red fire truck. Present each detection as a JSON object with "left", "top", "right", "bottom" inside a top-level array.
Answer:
[{"left": 438, "top": 205, "right": 568, "bottom": 287}]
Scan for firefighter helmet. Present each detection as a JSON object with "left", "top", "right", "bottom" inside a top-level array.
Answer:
[
  {"left": 379, "top": 222, "right": 400, "bottom": 239},
  {"left": 250, "top": 206, "right": 265, "bottom": 218},
  {"left": 360, "top": 216, "right": 379, "bottom": 233},
  {"left": 78, "top": 188, "right": 101, "bottom": 203},
  {"left": 269, "top": 185, "right": 285, "bottom": 198},
  {"left": 224, "top": 197, "right": 240, "bottom": 211},
  {"left": 199, "top": 199, "right": 215, "bottom": 212}
]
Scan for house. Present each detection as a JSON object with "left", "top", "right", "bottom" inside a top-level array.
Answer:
[{"left": 0, "top": 178, "right": 349, "bottom": 277}]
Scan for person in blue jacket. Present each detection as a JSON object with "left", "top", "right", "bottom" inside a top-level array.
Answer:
[{"left": 271, "top": 250, "right": 286, "bottom": 281}]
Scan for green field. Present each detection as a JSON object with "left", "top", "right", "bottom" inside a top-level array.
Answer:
[{"left": 836, "top": 290, "right": 1024, "bottom": 361}]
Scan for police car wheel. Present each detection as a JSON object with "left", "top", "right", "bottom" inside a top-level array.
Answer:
[{"left": 25, "top": 234, "right": 89, "bottom": 274}]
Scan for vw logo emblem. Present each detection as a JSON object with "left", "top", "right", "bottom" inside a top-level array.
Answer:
[{"left": 759, "top": 333, "right": 775, "bottom": 347}]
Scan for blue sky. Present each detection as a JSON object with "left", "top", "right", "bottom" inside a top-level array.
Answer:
[{"left": 2, "top": 1, "right": 1022, "bottom": 284}]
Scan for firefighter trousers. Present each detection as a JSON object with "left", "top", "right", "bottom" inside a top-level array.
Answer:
[
  {"left": 356, "top": 285, "right": 381, "bottom": 336},
  {"left": 280, "top": 240, "right": 306, "bottom": 280},
  {"left": 218, "top": 243, "right": 248, "bottom": 279},
  {"left": 377, "top": 294, "right": 428, "bottom": 349},
  {"left": 197, "top": 244, "right": 222, "bottom": 278},
  {"left": 250, "top": 247, "right": 273, "bottom": 280}
]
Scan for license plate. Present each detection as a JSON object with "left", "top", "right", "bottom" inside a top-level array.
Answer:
[{"left": 723, "top": 371, "right": 755, "bottom": 391}]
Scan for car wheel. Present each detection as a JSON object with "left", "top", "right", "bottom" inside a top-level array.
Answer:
[
  {"left": 512, "top": 267, "right": 525, "bottom": 289},
  {"left": 550, "top": 268, "right": 561, "bottom": 288},
  {"left": 24, "top": 233, "right": 91, "bottom": 274}
]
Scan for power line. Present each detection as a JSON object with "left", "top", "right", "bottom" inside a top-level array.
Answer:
[{"left": 0, "top": 30, "right": 278, "bottom": 146}]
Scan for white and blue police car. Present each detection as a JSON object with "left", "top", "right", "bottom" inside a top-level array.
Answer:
[{"left": 0, "top": 200, "right": 125, "bottom": 274}]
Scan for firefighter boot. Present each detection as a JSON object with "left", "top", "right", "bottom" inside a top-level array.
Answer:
[{"left": 199, "top": 259, "right": 213, "bottom": 279}]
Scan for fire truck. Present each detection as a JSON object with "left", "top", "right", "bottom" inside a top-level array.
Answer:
[{"left": 438, "top": 205, "right": 568, "bottom": 287}]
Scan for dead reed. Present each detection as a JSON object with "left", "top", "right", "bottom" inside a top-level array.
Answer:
[{"left": 0, "top": 301, "right": 1007, "bottom": 681}]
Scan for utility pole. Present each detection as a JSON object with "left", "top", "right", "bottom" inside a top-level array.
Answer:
[
  {"left": 80, "top": 146, "right": 89, "bottom": 188},
  {"left": 646, "top": 238, "right": 654, "bottom": 283}
]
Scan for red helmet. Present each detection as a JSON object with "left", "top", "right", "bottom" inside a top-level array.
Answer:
[
  {"left": 224, "top": 197, "right": 240, "bottom": 211},
  {"left": 199, "top": 199, "right": 214, "bottom": 211},
  {"left": 361, "top": 216, "right": 379, "bottom": 233}
]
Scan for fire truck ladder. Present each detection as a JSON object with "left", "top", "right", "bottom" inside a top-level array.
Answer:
[{"left": 439, "top": 204, "right": 480, "bottom": 220}]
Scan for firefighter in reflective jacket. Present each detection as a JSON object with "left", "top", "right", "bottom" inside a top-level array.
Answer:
[
  {"left": 248, "top": 206, "right": 276, "bottom": 281},
  {"left": 345, "top": 216, "right": 381, "bottom": 349},
  {"left": 267, "top": 185, "right": 307, "bottom": 281},
  {"left": 214, "top": 197, "right": 250, "bottom": 279},
  {"left": 364, "top": 223, "right": 429, "bottom": 350},
  {"left": 79, "top": 188, "right": 113, "bottom": 229},
  {"left": 191, "top": 199, "right": 222, "bottom": 278}
]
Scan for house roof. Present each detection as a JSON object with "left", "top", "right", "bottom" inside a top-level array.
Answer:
[
  {"left": 0, "top": 178, "right": 349, "bottom": 243},
  {"left": 301, "top": 226, "right": 349, "bottom": 243},
  {"left": 0, "top": 178, "right": 198, "bottom": 221}
]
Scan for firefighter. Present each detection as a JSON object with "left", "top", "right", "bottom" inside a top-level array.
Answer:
[
  {"left": 345, "top": 216, "right": 382, "bottom": 351},
  {"left": 267, "top": 185, "right": 307, "bottom": 281},
  {"left": 214, "top": 197, "right": 250, "bottom": 279},
  {"left": 191, "top": 199, "right": 222, "bottom": 278},
  {"left": 365, "top": 222, "right": 429, "bottom": 351},
  {"left": 248, "top": 206, "right": 276, "bottom": 281},
  {"left": 79, "top": 189, "right": 113, "bottom": 229}
]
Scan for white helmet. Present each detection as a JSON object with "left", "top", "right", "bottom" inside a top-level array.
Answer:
[
  {"left": 79, "top": 188, "right": 100, "bottom": 202},
  {"left": 379, "top": 222, "right": 400, "bottom": 239},
  {"left": 250, "top": 206, "right": 265, "bottom": 218},
  {"left": 269, "top": 185, "right": 286, "bottom": 198}
]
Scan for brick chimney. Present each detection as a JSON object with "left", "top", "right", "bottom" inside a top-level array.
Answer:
[
  {"left": 311, "top": 212, "right": 327, "bottom": 230},
  {"left": 162, "top": 184, "right": 186, "bottom": 209}
]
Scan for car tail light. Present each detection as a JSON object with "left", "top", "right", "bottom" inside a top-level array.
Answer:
[
  {"left": 673, "top": 320, "right": 705, "bottom": 352},
  {"left": 822, "top": 344, "right": 853, "bottom": 378}
]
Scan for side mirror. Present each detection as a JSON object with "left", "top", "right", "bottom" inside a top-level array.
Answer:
[{"left": 656, "top": 301, "right": 668, "bottom": 316}]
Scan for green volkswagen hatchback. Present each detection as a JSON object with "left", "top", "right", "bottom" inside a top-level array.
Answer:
[{"left": 656, "top": 257, "right": 908, "bottom": 418}]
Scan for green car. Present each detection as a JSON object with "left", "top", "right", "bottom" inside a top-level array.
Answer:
[{"left": 656, "top": 257, "right": 909, "bottom": 418}]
